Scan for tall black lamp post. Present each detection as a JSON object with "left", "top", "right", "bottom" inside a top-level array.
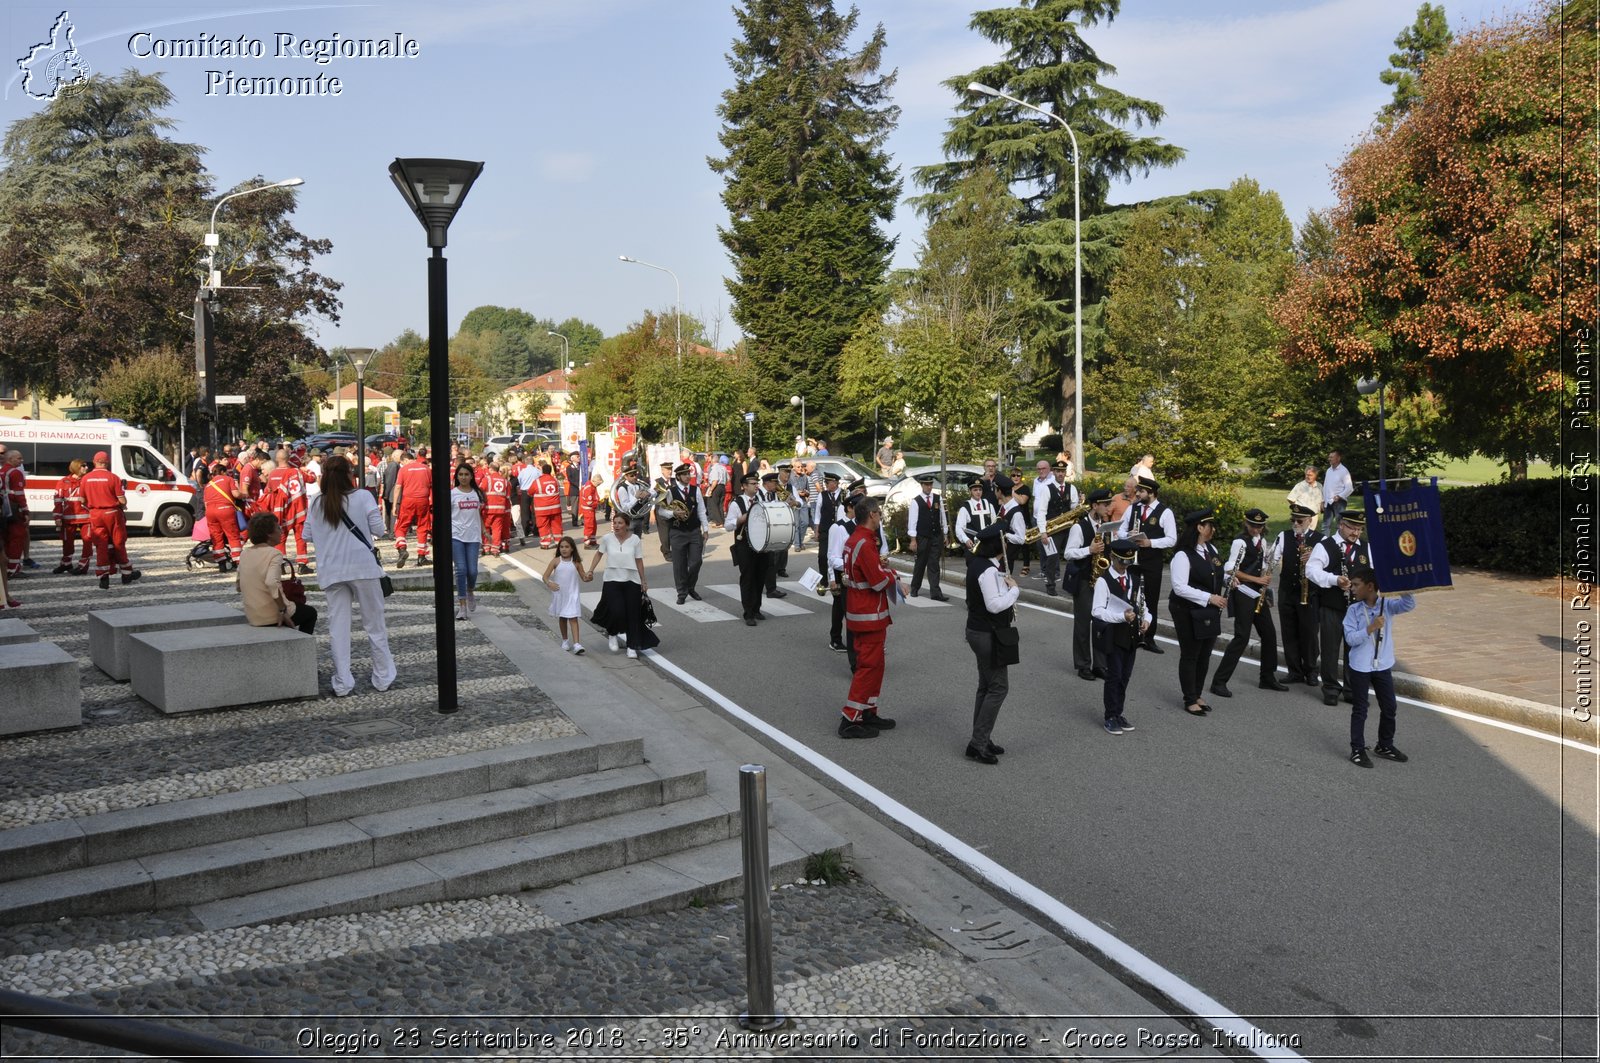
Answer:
[
  {"left": 347, "top": 348, "right": 374, "bottom": 466},
  {"left": 388, "top": 158, "right": 484, "bottom": 715},
  {"left": 1356, "top": 376, "right": 1387, "bottom": 489}
]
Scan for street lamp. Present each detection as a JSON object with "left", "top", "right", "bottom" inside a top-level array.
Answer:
[
  {"left": 389, "top": 157, "right": 484, "bottom": 716},
  {"left": 790, "top": 394, "right": 805, "bottom": 454},
  {"left": 204, "top": 177, "right": 305, "bottom": 291},
  {"left": 1357, "top": 376, "right": 1387, "bottom": 491},
  {"left": 547, "top": 330, "right": 570, "bottom": 367},
  {"left": 968, "top": 82, "right": 1083, "bottom": 473},
  {"left": 619, "top": 254, "right": 684, "bottom": 445},
  {"left": 347, "top": 348, "right": 374, "bottom": 468},
  {"left": 995, "top": 392, "right": 1004, "bottom": 464}
]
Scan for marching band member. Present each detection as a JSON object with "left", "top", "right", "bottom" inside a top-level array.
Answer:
[
  {"left": 1306, "top": 511, "right": 1370, "bottom": 706},
  {"left": 1029, "top": 459, "right": 1077, "bottom": 597},
  {"left": 52, "top": 459, "right": 92, "bottom": 574},
  {"left": 80, "top": 450, "right": 141, "bottom": 590},
  {"left": 1168, "top": 509, "right": 1227, "bottom": 716},
  {"left": 814, "top": 470, "right": 844, "bottom": 578},
  {"left": 1343, "top": 563, "right": 1417, "bottom": 768},
  {"left": 1276, "top": 503, "right": 1324, "bottom": 685},
  {"left": 1209, "top": 508, "right": 1291, "bottom": 697},
  {"left": 1118, "top": 474, "right": 1177, "bottom": 653},
  {"left": 907, "top": 474, "right": 949, "bottom": 601},
  {"left": 391, "top": 448, "right": 434, "bottom": 567},
  {"left": 481, "top": 461, "right": 513, "bottom": 556},
  {"left": 772, "top": 466, "right": 797, "bottom": 579},
  {"left": 266, "top": 449, "right": 313, "bottom": 574},
  {"left": 203, "top": 459, "right": 247, "bottom": 572},
  {"left": 1007, "top": 476, "right": 1033, "bottom": 579},
  {"left": 837, "top": 496, "right": 900, "bottom": 739},
  {"left": 579, "top": 470, "right": 603, "bottom": 548},
  {"left": 757, "top": 472, "right": 789, "bottom": 598},
  {"left": 963, "top": 515, "right": 1020, "bottom": 764},
  {"left": 1093, "top": 538, "right": 1151, "bottom": 735},
  {"left": 953, "top": 480, "right": 994, "bottom": 554},
  {"left": 1063, "top": 488, "right": 1114, "bottom": 681},
  {"left": 653, "top": 461, "right": 676, "bottom": 555},
  {"left": 725, "top": 474, "right": 767, "bottom": 625},
  {"left": 658, "top": 461, "right": 709, "bottom": 605}
]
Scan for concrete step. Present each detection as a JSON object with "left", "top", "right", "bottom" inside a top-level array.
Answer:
[
  {"left": 0, "top": 762, "right": 700, "bottom": 924},
  {"left": 0, "top": 736, "right": 642, "bottom": 885},
  {"left": 189, "top": 794, "right": 743, "bottom": 929},
  {"left": 534, "top": 796, "right": 852, "bottom": 923}
]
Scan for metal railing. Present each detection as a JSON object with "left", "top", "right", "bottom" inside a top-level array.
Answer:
[{"left": 0, "top": 987, "right": 295, "bottom": 1061}]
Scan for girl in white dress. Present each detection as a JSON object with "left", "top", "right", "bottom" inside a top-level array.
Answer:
[{"left": 543, "top": 535, "right": 590, "bottom": 653}]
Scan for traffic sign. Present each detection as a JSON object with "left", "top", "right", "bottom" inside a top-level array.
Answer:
[
  {"left": 744, "top": 412, "right": 755, "bottom": 422},
  {"left": 214, "top": 395, "right": 246, "bottom": 405}
]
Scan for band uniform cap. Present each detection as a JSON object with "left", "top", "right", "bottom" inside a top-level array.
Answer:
[
  {"left": 742, "top": 474, "right": 760, "bottom": 485},
  {"left": 1136, "top": 474, "right": 1159, "bottom": 492},
  {"left": 1087, "top": 487, "right": 1113, "bottom": 504},
  {"left": 1053, "top": 460, "right": 1069, "bottom": 469},
  {"left": 968, "top": 479, "right": 985, "bottom": 490},
  {"left": 1243, "top": 507, "right": 1269, "bottom": 525},
  {"left": 993, "top": 474, "right": 1014, "bottom": 494},
  {"left": 1110, "top": 538, "right": 1139, "bottom": 559},
  {"left": 674, "top": 462, "right": 694, "bottom": 475},
  {"left": 93, "top": 450, "right": 110, "bottom": 463},
  {"left": 1339, "top": 511, "right": 1367, "bottom": 528},
  {"left": 660, "top": 462, "right": 674, "bottom": 469},
  {"left": 822, "top": 470, "right": 840, "bottom": 482},
  {"left": 761, "top": 471, "right": 779, "bottom": 483},
  {"left": 845, "top": 477, "right": 866, "bottom": 493},
  {"left": 1184, "top": 507, "right": 1216, "bottom": 526},
  {"left": 916, "top": 474, "right": 935, "bottom": 484},
  {"left": 1289, "top": 502, "right": 1317, "bottom": 518}
]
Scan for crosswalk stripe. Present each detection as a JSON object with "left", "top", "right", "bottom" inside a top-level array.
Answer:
[
  {"left": 707, "top": 584, "right": 812, "bottom": 616},
  {"left": 895, "top": 589, "right": 953, "bottom": 608},
  {"left": 647, "top": 588, "right": 735, "bottom": 622}
]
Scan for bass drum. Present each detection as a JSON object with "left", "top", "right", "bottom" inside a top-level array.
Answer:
[{"left": 747, "top": 499, "right": 795, "bottom": 554}]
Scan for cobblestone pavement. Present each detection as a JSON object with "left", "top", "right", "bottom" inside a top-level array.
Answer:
[{"left": 0, "top": 537, "right": 1111, "bottom": 1060}]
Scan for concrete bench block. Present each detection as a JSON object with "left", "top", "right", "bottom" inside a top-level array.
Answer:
[
  {"left": 128, "top": 627, "right": 319, "bottom": 714},
  {"left": 0, "top": 619, "right": 40, "bottom": 647},
  {"left": 0, "top": 642, "right": 81, "bottom": 736},
  {"left": 88, "top": 603, "right": 248, "bottom": 681}
]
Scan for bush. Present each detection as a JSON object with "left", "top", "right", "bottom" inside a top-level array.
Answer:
[
  {"left": 1154, "top": 481, "right": 1247, "bottom": 542},
  {"left": 1431, "top": 477, "right": 1561, "bottom": 575}
]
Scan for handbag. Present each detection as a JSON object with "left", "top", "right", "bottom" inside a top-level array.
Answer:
[
  {"left": 278, "top": 557, "right": 308, "bottom": 606},
  {"left": 340, "top": 510, "right": 394, "bottom": 597},
  {"left": 990, "top": 623, "right": 1020, "bottom": 667},
  {"left": 1191, "top": 605, "right": 1222, "bottom": 640},
  {"left": 640, "top": 594, "right": 659, "bottom": 629}
]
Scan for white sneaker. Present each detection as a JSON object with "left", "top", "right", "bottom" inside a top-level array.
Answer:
[
  {"left": 455, "top": 606, "right": 466, "bottom": 621},
  {"left": 608, "top": 634, "right": 619, "bottom": 652},
  {"left": 560, "top": 638, "right": 570, "bottom": 652},
  {"left": 571, "top": 643, "right": 585, "bottom": 655},
  {"left": 467, "top": 594, "right": 477, "bottom": 615},
  {"left": 626, "top": 648, "right": 638, "bottom": 659}
]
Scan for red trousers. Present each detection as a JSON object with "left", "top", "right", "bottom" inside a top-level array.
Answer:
[
  {"left": 395, "top": 499, "right": 432, "bottom": 555},
  {"left": 535, "top": 509, "right": 562, "bottom": 547},
  {"left": 3, "top": 514, "right": 27, "bottom": 576},
  {"left": 206, "top": 506, "right": 244, "bottom": 562},
  {"left": 87, "top": 509, "right": 130, "bottom": 576},
  {"left": 483, "top": 512, "right": 511, "bottom": 554},
  {"left": 841, "top": 628, "right": 886, "bottom": 722},
  {"left": 581, "top": 508, "right": 597, "bottom": 542},
  {"left": 281, "top": 519, "right": 309, "bottom": 564},
  {"left": 60, "top": 521, "right": 91, "bottom": 566}
]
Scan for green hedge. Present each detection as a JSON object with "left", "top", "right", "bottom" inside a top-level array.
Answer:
[{"left": 1429, "top": 477, "right": 1561, "bottom": 576}]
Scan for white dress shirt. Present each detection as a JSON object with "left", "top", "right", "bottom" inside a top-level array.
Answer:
[
  {"left": 1117, "top": 500, "right": 1178, "bottom": 550},
  {"left": 976, "top": 562, "right": 1021, "bottom": 614},
  {"left": 954, "top": 498, "right": 995, "bottom": 548},
  {"left": 1169, "top": 545, "right": 1222, "bottom": 606},
  {"left": 1221, "top": 534, "right": 1275, "bottom": 601},
  {"left": 1093, "top": 567, "right": 1151, "bottom": 625},
  {"left": 1306, "top": 535, "right": 1364, "bottom": 590},
  {"left": 1324, "top": 463, "right": 1353, "bottom": 507}
]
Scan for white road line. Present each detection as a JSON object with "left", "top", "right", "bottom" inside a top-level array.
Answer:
[
  {"left": 708, "top": 584, "right": 811, "bottom": 616},
  {"left": 640, "top": 647, "right": 1309, "bottom": 1062},
  {"left": 649, "top": 588, "right": 735, "bottom": 622}
]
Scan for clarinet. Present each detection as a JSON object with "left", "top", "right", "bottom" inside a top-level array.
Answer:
[{"left": 1255, "top": 540, "right": 1278, "bottom": 614}]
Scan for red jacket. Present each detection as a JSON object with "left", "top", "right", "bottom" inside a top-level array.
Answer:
[
  {"left": 53, "top": 474, "right": 88, "bottom": 524},
  {"left": 483, "top": 472, "right": 511, "bottom": 513},
  {"left": 531, "top": 472, "right": 562, "bottom": 515},
  {"left": 264, "top": 467, "right": 307, "bottom": 520},
  {"left": 578, "top": 482, "right": 600, "bottom": 514},
  {"left": 396, "top": 461, "right": 432, "bottom": 506},
  {"left": 2, "top": 465, "right": 28, "bottom": 518},
  {"left": 843, "top": 524, "right": 894, "bottom": 633},
  {"left": 80, "top": 468, "right": 126, "bottom": 510}
]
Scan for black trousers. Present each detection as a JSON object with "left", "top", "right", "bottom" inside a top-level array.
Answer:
[
  {"left": 1169, "top": 599, "right": 1218, "bottom": 705},
  {"left": 1039, "top": 534, "right": 1065, "bottom": 589},
  {"left": 1319, "top": 603, "right": 1353, "bottom": 698},
  {"left": 708, "top": 484, "right": 726, "bottom": 525},
  {"left": 965, "top": 627, "right": 1007, "bottom": 749},
  {"left": 668, "top": 525, "right": 704, "bottom": 596},
  {"left": 1212, "top": 589, "right": 1279, "bottom": 686},
  {"left": 1008, "top": 539, "right": 1032, "bottom": 574},
  {"left": 1138, "top": 562, "right": 1165, "bottom": 644},
  {"left": 765, "top": 547, "right": 787, "bottom": 590},
  {"left": 910, "top": 537, "right": 943, "bottom": 595},
  {"left": 1101, "top": 638, "right": 1138, "bottom": 720},
  {"left": 289, "top": 602, "right": 318, "bottom": 635},
  {"left": 830, "top": 579, "right": 846, "bottom": 644},
  {"left": 1279, "top": 597, "right": 1320, "bottom": 681},
  {"left": 737, "top": 552, "right": 766, "bottom": 620},
  {"left": 1071, "top": 575, "right": 1105, "bottom": 672}
]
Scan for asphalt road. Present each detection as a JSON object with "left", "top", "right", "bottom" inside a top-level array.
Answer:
[{"left": 514, "top": 528, "right": 1597, "bottom": 1061}]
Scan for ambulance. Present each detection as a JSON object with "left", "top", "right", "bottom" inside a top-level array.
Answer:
[{"left": 0, "top": 418, "right": 195, "bottom": 537}]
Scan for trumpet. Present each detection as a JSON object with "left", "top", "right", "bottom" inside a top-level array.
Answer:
[{"left": 1024, "top": 500, "right": 1089, "bottom": 545}]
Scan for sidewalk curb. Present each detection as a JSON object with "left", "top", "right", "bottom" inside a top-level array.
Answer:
[{"left": 887, "top": 556, "right": 1589, "bottom": 746}]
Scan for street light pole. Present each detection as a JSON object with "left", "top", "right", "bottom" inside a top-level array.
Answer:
[
  {"left": 348, "top": 348, "right": 374, "bottom": 470},
  {"left": 968, "top": 83, "right": 1083, "bottom": 472},
  {"left": 619, "top": 255, "right": 683, "bottom": 445},
  {"left": 204, "top": 177, "right": 305, "bottom": 292},
  {"left": 1357, "top": 377, "right": 1388, "bottom": 490},
  {"left": 790, "top": 395, "right": 805, "bottom": 453},
  {"left": 389, "top": 157, "right": 485, "bottom": 716},
  {"left": 547, "top": 330, "right": 569, "bottom": 368}
]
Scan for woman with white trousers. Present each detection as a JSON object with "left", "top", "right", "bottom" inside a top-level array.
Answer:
[{"left": 303, "top": 455, "right": 396, "bottom": 696}]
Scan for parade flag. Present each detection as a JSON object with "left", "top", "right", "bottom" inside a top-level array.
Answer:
[{"left": 1363, "top": 478, "right": 1453, "bottom": 593}]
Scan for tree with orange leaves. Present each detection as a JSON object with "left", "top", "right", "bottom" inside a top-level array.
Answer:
[{"left": 1274, "top": 8, "right": 1596, "bottom": 474}]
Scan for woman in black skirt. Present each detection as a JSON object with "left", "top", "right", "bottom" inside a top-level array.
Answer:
[
  {"left": 1168, "top": 509, "right": 1229, "bottom": 715},
  {"left": 585, "top": 512, "right": 660, "bottom": 659}
]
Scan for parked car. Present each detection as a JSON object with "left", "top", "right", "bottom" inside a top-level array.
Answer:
[
  {"left": 365, "top": 432, "right": 409, "bottom": 452},
  {"left": 296, "top": 431, "right": 359, "bottom": 453},
  {"left": 484, "top": 430, "right": 561, "bottom": 462},
  {"left": 882, "top": 463, "right": 987, "bottom": 514},
  {"left": 776, "top": 456, "right": 892, "bottom": 498}
]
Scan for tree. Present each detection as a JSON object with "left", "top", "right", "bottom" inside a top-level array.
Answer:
[
  {"left": 93, "top": 348, "right": 195, "bottom": 439},
  {"left": 710, "top": 0, "right": 901, "bottom": 451},
  {"left": 634, "top": 350, "right": 744, "bottom": 448},
  {"left": 912, "top": 0, "right": 1184, "bottom": 437},
  {"left": 1378, "top": 3, "right": 1453, "bottom": 123},
  {"left": 0, "top": 71, "right": 340, "bottom": 432},
  {"left": 568, "top": 310, "right": 715, "bottom": 443},
  {"left": 1274, "top": 14, "right": 1594, "bottom": 474}
]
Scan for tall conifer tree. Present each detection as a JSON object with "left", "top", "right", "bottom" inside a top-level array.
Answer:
[{"left": 710, "top": 0, "right": 901, "bottom": 449}]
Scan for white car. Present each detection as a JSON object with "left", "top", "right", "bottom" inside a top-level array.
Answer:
[{"left": 882, "top": 463, "right": 987, "bottom": 514}]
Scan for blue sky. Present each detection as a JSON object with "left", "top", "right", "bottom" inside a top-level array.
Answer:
[{"left": 1, "top": 0, "right": 1525, "bottom": 357}]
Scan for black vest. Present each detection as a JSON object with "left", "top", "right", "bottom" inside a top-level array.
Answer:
[
  {"left": 1278, "top": 529, "right": 1323, "bottom": 599},
  {"left": 731, "top": 495, "right": 752, "bottom": 558},
  {"left": 1317, "top": 536, "right": 1367, "bottom": 610},
  {"left": 1133, "top": 500, "right": 1168, "bottom": 569},
  {"left": 913, "top": 492, "right": 941, "bottom": 538},
  {"left": 819, "top": 490, "right": 840, "bottom": 537},
  {"left": 1175, "top": 544, "right": 1221, "bottom": 601},
  {"left": 1099, "top": 567, "right": 1144, "bottom": 651},
  {"left": 671, "top": 482, "right": 701, "bottom": 530},
  {"left": 1235, "top": 535, "right": 1266, "bottom": 578},
  {"left": 966, "top": 554, "right": 1014, "bottom": 631},
  {"left": 1045, "top": 481, "right": 1069, "bottom": 520}
]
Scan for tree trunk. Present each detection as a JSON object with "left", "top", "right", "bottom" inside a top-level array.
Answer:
[{"left": 1508, "top": 456, "right": 1528, "bottom": 482}]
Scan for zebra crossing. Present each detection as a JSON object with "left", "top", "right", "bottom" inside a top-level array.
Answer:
[{"left": 575, "top": 577, "right": 956, "bottom": 626}]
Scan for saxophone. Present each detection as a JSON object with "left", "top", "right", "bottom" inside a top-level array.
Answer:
[
  {"left": 1023, "top": 500, "right": 1089, "bottom": 545},
  {"left": 1298, "top": 534, "right": 1313, "bottom": 607},
  {"left": 1090, "top": 523, "right": 1114, "bottom": 580}
]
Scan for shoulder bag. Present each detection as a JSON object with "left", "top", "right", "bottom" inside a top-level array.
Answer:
[
  {"left": 277, "top": 555, "right": 308, "bottom": 606},
  {"left": 340, "top": 509, "right": 394, "bottom": 597}
]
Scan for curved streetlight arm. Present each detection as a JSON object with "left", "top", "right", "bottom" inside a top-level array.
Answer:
[
  {"left": 968, "top": 82, "right": 1083, "bottom": 470},
  {"left": 205, "top": 177, "right": 304, "bottom": 289},
  {"left": 619, "top": 254, "right": 685, "bottom": 444}
]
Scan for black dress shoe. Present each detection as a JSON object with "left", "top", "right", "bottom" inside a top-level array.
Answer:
[
  {"left": 1285, "top": 673, "right": 1306, "bottom": 685},
  {"left": 1260, "top": 678, "right": 1291, "bottom": 691},
  {"left": 777, "top": 570, "right": 789, "bottom": 577},
  {"left": 1092, "top": 667, "right": 1107, "bottom": 679},
  {"left": 930, "top": 592, "right": 950, "bottom": 602},
  {"left": 1143, "top": 640, "right": 1164, "bottom": 654},
  {"left": 676, "top": 594, "right": 687, "bottom": 605},
  {"left": 767, "top": 588, "right": 788, "bottom": 599},
  {"left": 687, "top": 589, "right": 702, "bottom": 601},
  {"left": 909, "top": 588, "right": 920, "bottom": 598},
  {"left": 1077, "top": 668, "right": 1096, "bottom": 681},
  {"left": 965, "top": 744, "right": 999, "bottom": 765},
  {"left": 828, "top": 640, "right": 847, "bottom": 652},
  {"left": 744, "top": 617, "right": 757, "bottom": 626},
  {"left": 1210, "top": 682, "right": 1233, "bottom": 698},
  {"left": 1323, "top": 693, "right": 1340, "bottom": 706},
  {"left": 986, "top": 742, "right": 1005, "bottom": 755}
]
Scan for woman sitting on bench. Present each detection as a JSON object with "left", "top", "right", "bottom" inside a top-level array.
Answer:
[{"left": 239, "top": 512, "right": 317, "bottom": 634}]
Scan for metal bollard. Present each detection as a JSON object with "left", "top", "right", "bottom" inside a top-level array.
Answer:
[{"left": 737, "top": 764, "right": 786, "bottom": 1031}]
